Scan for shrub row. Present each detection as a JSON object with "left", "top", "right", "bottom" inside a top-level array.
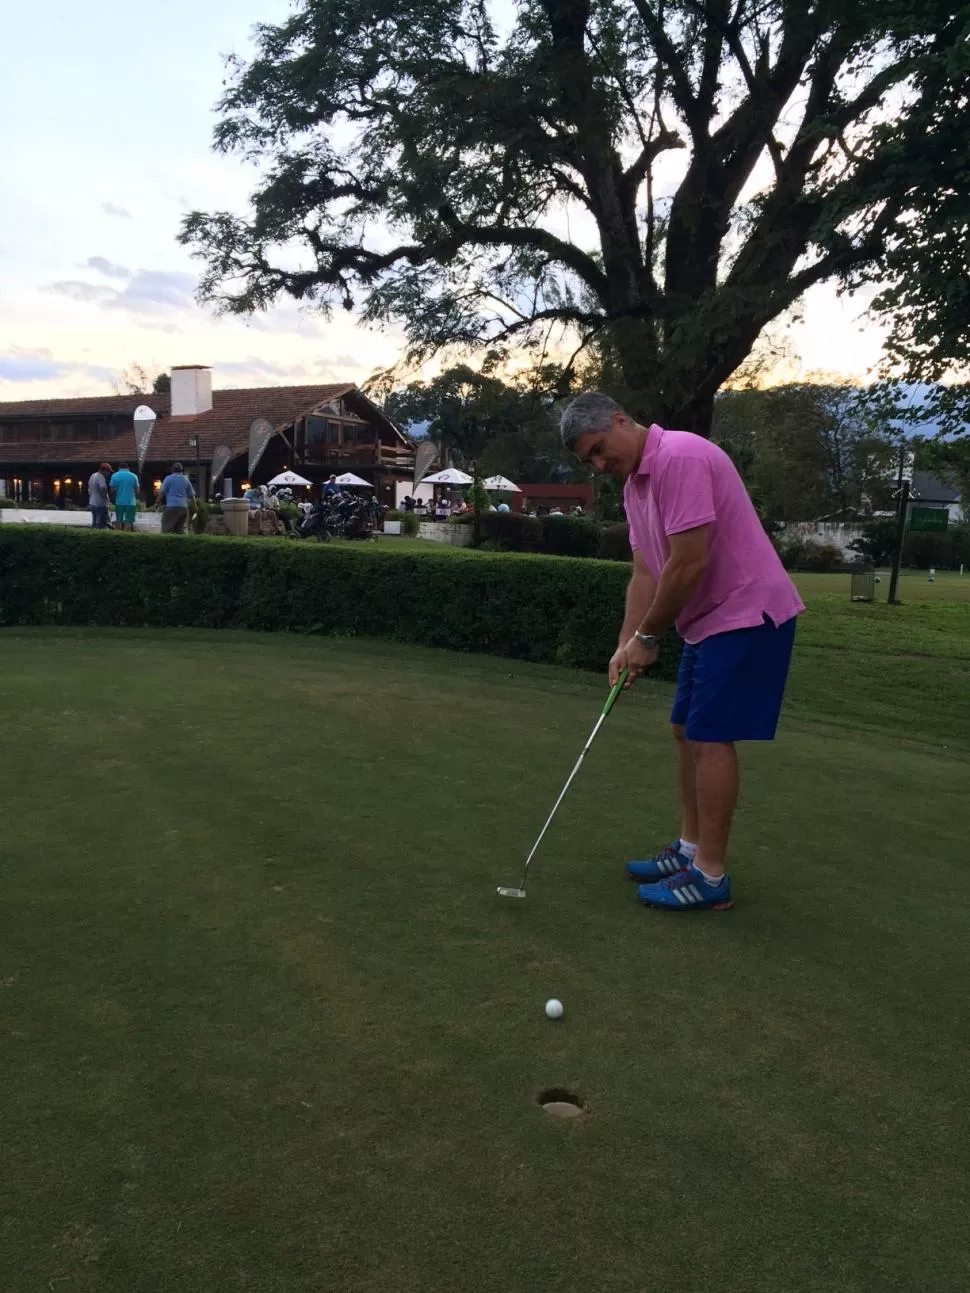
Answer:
[
  {"left": 899, "top": 526, "right": 970, "bottom": 571},
  {"left": 0, "top": 527, "right": 683, "bottom": 679},
  {"left": 468, "top": 510, "right": 636, "bottom": 561}
]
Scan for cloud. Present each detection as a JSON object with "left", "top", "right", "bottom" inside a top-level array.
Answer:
[
  {"left": 102, "top": 270, "right": 197, "bottom": 315},
  {"left": 247, "top": 303, "right": 326, "bottom": 338},
  {"left": 101, "top": 201, "right": 132, "bottom": 220},
  {"left": 214, "top": 357, "right": 311, "bottom": 381},
  {"left": 85, "top": 256, "right": 132, "bottom": 281},
  {"left": 47, "top": 281, "right": 118, "bottom": 304},
  {"left": 44, "top": 269, "right": 198, "bottom": 317},
  {"left": 0, "top": 346, "right": 117, "bottom": 385}
]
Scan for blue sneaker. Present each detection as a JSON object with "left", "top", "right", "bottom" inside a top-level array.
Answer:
[
  {"left": 638, "top": 865, "right": 734, "bottom": 911},
  {"left": 626, "top": 841, "right": 693, "bottom": 883}
]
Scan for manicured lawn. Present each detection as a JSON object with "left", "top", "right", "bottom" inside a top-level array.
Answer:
[
  {"left": 792, "top": 567, "right": 970, "bottom": 604},
  {"left": 1, "top": 608, "right": 968, "bottom": 1292}
]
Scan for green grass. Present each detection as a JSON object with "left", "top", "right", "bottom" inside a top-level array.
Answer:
[
  {"left": 793, "top": 568, "right": 970, "bottom": 604},
  {"left": 1, "top": 601, "right": 969, "bottom": 1292}
]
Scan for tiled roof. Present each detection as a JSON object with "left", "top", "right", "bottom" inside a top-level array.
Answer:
[
  {"left": 911, "top": 470, "right": 961, "bottom": 504},
  {"left": 0, "top": 383, "right": 406, "bottom": 466}
]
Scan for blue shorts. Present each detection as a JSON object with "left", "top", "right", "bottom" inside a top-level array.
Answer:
[{"left": 671, "top": 614, "right": 797, "bottom": 742}]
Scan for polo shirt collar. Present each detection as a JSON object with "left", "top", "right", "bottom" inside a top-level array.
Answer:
[{"left": 633, "top": 424, "right": 664, "bottom": 478}]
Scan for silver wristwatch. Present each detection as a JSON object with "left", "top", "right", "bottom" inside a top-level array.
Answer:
[{"left": 635, "top": 631, "right": 661, "bottom": 649}]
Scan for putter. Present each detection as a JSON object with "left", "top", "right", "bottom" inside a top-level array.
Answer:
[{"left": 497, "top": 670, "right": 628, "bottom": 899}]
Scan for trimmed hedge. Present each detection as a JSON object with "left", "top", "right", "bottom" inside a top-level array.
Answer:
[
  {"left": 539, "top": 513, "right": 603, "bottom": 557},
  {"left": 0, "top": 527, "right": 682, "bottom": 679},
  {"left": 598, "top": 523, "right": 633, "bottom": 562},
  {"left": 477, "top": 511, "right": 543, "bottom": 551}
]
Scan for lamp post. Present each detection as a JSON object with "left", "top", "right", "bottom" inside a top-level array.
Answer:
[
  {"left": 887, "top": 442, "right": 916, "bottom": 606},
  {"left": 188, "top": 435, "right": 202, "bottom": 499}
]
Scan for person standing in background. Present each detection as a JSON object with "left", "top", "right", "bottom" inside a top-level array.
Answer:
[
  {"left": 88, "top": 463, "right": 111, "bottom": 529},
  {"left": 109, "top": 463, "right": 140, "bottom": 532},
  {"left": 157, "top": 462, "right": 196, "bottom": 535}
]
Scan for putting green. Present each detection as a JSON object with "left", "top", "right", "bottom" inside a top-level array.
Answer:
[{"left": 1, "top": 622, "right": 968, "bottom": 1292}]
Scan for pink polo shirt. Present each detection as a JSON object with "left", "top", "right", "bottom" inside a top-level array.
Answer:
[{"left": 624, "top": 426, "right": 804, "bottom": 644}]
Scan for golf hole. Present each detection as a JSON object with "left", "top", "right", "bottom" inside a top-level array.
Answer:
[{"left": 538, "top": 1088, "right": 584, "bottom": 1119}]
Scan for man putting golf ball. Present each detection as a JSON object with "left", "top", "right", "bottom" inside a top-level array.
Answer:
[{"left": 560, "top": 393, "right": 804, "bottom": 911}]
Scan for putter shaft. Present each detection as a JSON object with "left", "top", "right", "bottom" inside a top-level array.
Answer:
[{"left": 497, "top": 671, "right": 627, "bottom": 899}]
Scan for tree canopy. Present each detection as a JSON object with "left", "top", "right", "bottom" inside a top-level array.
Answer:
[
  {"left": 181, "top": 0, "right": 969, "bottom": 435},
  {"left": 383, "top": 363, "right": 578, "bottom": 483},
  {"left": 713, "top": 382, "right": 899, "bottom": 519}
]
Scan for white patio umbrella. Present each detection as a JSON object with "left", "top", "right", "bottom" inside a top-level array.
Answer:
[
  {"left": 334, "top": 472, "right": 374, "bottom": 488},
  {"left": 482, "top": 474, "right": 521, "bottom": 492},
  {"left": 268, "top": 470, "right": 312, "bottom": 487},
  {"left": 422, "top": 467, "right": 474, "bottom": 485}
]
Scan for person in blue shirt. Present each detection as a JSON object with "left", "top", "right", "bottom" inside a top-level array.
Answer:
[
  {"left": 109, "top": 463, "right": 140, "bottom": 531},
  {"left": 158, "top": 462, "right": 196, "bottom": 534},
  {"left": 323, "top": 475, "right": 340, "bottom": 498}
]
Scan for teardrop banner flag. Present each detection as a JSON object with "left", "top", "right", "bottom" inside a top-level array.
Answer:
[
  {"left": 133, "top": 404, "right": 157, "bottom": 473},
  {"left": 248, "top": 417, "right": 276, "bottom": 477}
]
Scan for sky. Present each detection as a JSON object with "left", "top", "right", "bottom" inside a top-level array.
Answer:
[{"left": 0, "top": 0, "right": 888, "bottom": 404}]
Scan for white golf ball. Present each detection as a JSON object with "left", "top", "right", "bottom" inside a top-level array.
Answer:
[{"left": 545, "top": 998, "right": 564, "bottom": 1020}]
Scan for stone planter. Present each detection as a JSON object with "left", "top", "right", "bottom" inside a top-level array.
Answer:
[
  {"left": 221, "top": 497, "right": 251, "bottom": 537},
  {"left": 417, "top": 522, "right": 474, "bottom": 547}
]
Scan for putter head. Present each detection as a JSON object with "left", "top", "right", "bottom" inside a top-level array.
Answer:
[{"left": 496, "top": 886, "right": 527, "bottom": 899}]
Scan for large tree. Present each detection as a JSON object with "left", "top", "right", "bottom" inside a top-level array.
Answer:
[
  {"left": 180, "top": 0, "right": 967, "bottom": 435},
  {"left": 384, "top": 363, "right": 578, "bottom": 482}
]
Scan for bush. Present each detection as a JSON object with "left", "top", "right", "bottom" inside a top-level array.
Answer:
[
  {"left": 539, "top": 514, "right": 603, "bottom": 558},
  {"left": 476, "top": 511, "right": 543, "bottom": 551},
  {"left": 0, "top": 526, "right": 683, "bottom": 680},
  {"left": 597, "top": 523, "right": 633, "bottom": 562},
  {"left": 191, "top": 501, "right": 211, "bottom": 534},
  {"left": 0, "top": 496, "right": 17, "bottom": 508},
  {"left": 776, "top": 535, "right": 843, "bottom": 572},
  {"left": 902, "top": 529, "right": 955, "bottom": 570},
  {"left": 801, "top": 541, "right": 843, "bottom": 572},
  {"left": 387, "top": 509, "right": 420, "bottom": 536},
  {"left": 846, "top": 520, "right": 970, "bottom": 570},
  {"left": 848, "top": 519, "right": 897, "bottom": 566}
]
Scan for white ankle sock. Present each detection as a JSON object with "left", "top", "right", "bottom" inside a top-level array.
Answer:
[
  {"left": 694, "top": 863, "right": 726, "bottom": 887},
  {"left": 678, "top": 839, "right": 698, "bottom": 859}
]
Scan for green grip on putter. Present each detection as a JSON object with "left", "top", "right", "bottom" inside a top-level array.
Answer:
[{"left": 602, "top": 669, "right": 629, "bottom": 717}]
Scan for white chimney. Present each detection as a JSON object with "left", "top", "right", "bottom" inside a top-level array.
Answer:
[{"left": 170, "top": 365, "right": 213, "bottom": 416}]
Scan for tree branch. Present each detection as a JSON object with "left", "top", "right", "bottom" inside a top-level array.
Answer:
[
  {"left": 624, "top": 124, "right": 684, "bottom": 194},
  {"left": 440, "top": 214, "right": 609, "bottom": 298},
  {"left": 629, "top": 0, "right": 703, "bottom": 135}
]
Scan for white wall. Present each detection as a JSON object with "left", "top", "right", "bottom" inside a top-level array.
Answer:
[
  {"left": 785, "top": 522, "right": 866, "bottom": 558},
  {"left": 0, "top": 509, "right": 162, "bottom": 532},
  {"left": 396, "top": 482, "right": 435, "bottom": 507}
]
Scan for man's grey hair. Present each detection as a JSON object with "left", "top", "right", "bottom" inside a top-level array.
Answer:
[{"left": 559, "top": 392, "right": 626, "bottom": 452}]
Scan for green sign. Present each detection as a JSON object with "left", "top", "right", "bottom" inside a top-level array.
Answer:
[{"left": 910, "top": 507, "right": 949, "bottom": 533}]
